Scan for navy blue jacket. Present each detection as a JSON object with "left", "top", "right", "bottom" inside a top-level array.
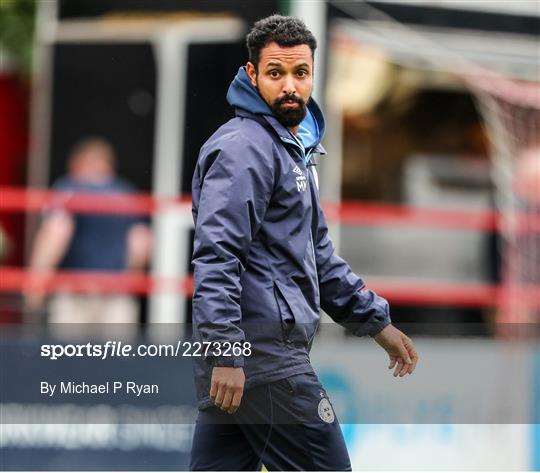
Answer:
[{"left": 191, "top": 67, "right": 390, "bottom": 409}]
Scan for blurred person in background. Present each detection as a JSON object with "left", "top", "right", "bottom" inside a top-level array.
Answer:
[
  {"left": 24, "top": 137, "right": 151, "bottom": 325},
  {"left": 190, "top": 15, "right": 418, "bottom": 471}
]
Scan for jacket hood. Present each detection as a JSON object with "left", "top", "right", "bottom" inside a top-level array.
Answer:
[{"left": 226, "top": 66, "right": 325, "bottom": 150}]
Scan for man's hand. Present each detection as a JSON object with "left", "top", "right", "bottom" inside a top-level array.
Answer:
[
  {"left": 210, "top": 367, "right": 245, "bottom": 414},
  {"left": 373, "top": 324, "right": 418, "bottom": 377}
]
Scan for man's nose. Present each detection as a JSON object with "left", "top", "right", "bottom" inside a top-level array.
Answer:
[{"left": 282, "top": 74, "right": 296, "bottom": 95}]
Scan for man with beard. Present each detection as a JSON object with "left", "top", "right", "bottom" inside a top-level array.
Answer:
[{"left": 190, "top": 15, "right": 418, "bottom": 471}]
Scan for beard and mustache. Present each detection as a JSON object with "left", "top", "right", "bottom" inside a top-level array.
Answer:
[{"left": 270, "top": 93, "right": 307, "bottom": 128}]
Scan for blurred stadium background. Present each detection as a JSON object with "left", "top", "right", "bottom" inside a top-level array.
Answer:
[{"left": 0, "top": 0, "right": 539, "bottom": 470}]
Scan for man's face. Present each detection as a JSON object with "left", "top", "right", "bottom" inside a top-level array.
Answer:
[
  {"left": 70, "top": 149, "right": 114, "bottom": 182},
  {"left": 247, "top": 42, "right": 313, "bottom": 129}
]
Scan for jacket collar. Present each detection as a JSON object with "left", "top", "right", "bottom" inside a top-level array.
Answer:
[{"left": 235, "top": 107, "right": 327, "bottom": 156}]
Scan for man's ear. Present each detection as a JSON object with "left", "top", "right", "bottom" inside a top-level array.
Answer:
[{"left": 246, "top": 62, "right": 258, "bottom": 87}]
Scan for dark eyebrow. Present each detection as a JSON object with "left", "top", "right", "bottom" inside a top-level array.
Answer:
[{"left": 265, "top": 62, "right": 311, "bottom": 70}]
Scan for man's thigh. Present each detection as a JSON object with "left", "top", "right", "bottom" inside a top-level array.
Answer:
[
  {"left": 190, "top": 406, "right": 262, "bottom": 471},
  {"left": 236, "top": 372, "right": 352, "bottom": 471}
]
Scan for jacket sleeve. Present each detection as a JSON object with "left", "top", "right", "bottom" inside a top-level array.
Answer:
[
  {"left": 313, "top": 194, "right": 391, "bottom": 337},
  {"left": 191, "top": 143, "right": 274, "bottom": 367}
]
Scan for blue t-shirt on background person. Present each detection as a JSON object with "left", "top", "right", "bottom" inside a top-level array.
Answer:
[{"left": 49, "top": 177, "right": 147, "bottom": 272}]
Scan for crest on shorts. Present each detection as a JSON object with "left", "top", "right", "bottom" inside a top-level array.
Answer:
[{"left": 317, "top": 397, "right": 335, "bottom": 423}]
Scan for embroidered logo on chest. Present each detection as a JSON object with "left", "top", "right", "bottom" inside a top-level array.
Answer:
[
  {"left": 292, "top": 166, "right": 307, "bottom": 192},
  {"left": 296, "top": 175, "right": 307, "bottom": 192}
]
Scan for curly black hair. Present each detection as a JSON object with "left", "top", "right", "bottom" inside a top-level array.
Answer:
[{"left": 246, "top": 14, "right": 317, "bottom": 70}]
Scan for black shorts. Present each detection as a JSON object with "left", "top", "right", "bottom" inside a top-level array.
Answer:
[{"left": 190, "top": 370, "right": 351, "bottom": 471}]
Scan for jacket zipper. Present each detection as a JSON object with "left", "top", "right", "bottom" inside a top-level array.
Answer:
[
  {"left": 281, "top": 135, "right": 318, "bottom": 264},
  {"left": 281, "top": 135, "right": 321, "bottom": 343},
  {"left": 280, "top": 136, "right": 309, "bottom": 164}
]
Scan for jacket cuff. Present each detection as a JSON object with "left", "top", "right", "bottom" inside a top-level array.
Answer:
[
  {"left": 368, "top": 319, "right": 391, "bottom": 338},
  {"left": 352, "top": 290, "right": 392, "bottom": 337},
  {"left": 209, "top": 356, "right": 245, "bottom": 368}
]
